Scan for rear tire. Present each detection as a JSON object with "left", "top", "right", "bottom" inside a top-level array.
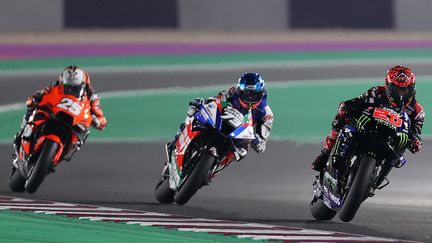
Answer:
[
  {"left": 310, "top": 196, "right": 337, "bottom": 220},
  {"left": 338, "top": 155, "right": 376, "bottom": 222},
  {"left": 174, "top": 152, "right": 215, "bottom": 205},
  {"left": 8, "top": 168, "right": 25, "bottom": 192},
  {"left": 155, "top": 166, "right": 175, "bottom": 203},
  {"left": 25, "top": 140, "right": 58, "bottom": 193}
]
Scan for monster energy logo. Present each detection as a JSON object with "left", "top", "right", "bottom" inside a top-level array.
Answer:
[
  {"left": 398, "top": 133, "right": 409, "bottom": 148},
  {"left": 356, "top": 114, "right": 371, "bottom": 131},
  {"left": 333, "top": 140, "right": 341, "bottom": 154}
]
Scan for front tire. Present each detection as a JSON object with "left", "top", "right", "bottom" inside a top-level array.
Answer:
[
  {"left": 25, "top": 140, "right": 58, "bottom": 193},
  {"left": 8, "top": 167, "right": 25, "bottom": 192},
  {"left": 310, "top": 196, "right": 337, "bottom": 220},
  {"left": 338, "top": 155, "right": 376, "bottom": 222},
  {"left": 155, "top": 166, "right": 175, "bottom": 203},
  {"left": 174, "top": 152, "right": 215, "bottom": 205}
]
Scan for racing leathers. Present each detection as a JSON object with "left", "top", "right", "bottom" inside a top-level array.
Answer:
[
  {"left": 170, "top": 86, "right": 273, "bottom": 159},
  {"left": 14, "top": 75, "right": 107, "bottom": 151},
  {"left": 312, "top": 86, "right": 425, "bottom": 172}
]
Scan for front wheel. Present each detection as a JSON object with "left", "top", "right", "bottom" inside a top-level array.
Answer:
[
  {"left": 338, "top": 155, "right": 376, "bottom": 222},
  {"left": 8, "top": 167, "right": 25, "bottom": 192},
  {"left": 25, "top": 140, "right": 58, "bottom": 193},
  {"left": 155, "top": 166, "right": 175, "bottom": 203},
  {"left": 310, "top": 196, "right": 337, "bottom": 220},
  {"left": 174, "top": 152, "right": 215, "bottom": 205}
]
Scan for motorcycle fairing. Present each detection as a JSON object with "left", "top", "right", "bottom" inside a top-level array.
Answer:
[
  {"left": 18, "top": 85, "right": 92, "bottom": 168},
  {"left": 170, "top": 118, "right": 201, "bottom": 189},
  {"left": 168, "top": 98, "right": 255, "bottom": 191},
  {"left": 320, "top": 106, "right": 411, "bottom": 211}
]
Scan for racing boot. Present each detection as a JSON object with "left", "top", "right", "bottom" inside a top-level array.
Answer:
[
  {"left": 312, "top": 130, "right": 338, "bottom": 172},
  {"left": 13, "top": 111, "right": 32, "bottom": 153},
  {"left": 13, "top": 130, "right": 23, "bottom": 154},
  {"left": 166, "top": 140, "right": 175, "bottom": 159},
  {"left": 311, "top": 149, "right": 330, "bottom": 172},
  {"left": 166, "top": 122, "right": 186, "bottom": 158}
]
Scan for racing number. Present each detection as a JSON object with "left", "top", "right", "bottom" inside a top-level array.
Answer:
[
  {"left": 57, "top": 98, "right": 82, "bottom": 115},
  {"left": 373, "top": 108, "right": 402, "bottom": 127}
]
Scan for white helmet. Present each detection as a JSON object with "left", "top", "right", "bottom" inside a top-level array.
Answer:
[{"left": 59, "top": 65, "right": 86, "bottom": 97}]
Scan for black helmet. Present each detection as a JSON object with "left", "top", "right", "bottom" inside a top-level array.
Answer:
[{"left": 236, "top": 73, "right": 266, "bottom": 109}]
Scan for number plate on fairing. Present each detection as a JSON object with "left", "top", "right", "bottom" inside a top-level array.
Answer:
[{"left": 373, "top": 107, "right": 402, "bottom": 128}]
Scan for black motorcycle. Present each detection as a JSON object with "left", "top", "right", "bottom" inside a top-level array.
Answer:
[{"left": 310, "top": 106, "right": 411, "bottom": 222}]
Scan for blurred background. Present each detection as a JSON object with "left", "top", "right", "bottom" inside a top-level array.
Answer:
[
  {"left": 0, "top": 0, "right": 431, "bottom": 32},
  {"left": 1, "top": 0, "right": 432, "bottom": 242}
]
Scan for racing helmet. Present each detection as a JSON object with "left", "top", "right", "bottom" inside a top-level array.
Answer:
[
  {"left": 236, "top": 73, "right": 266, "bottom": 109},
  {"left": 385, "top": 65, "right": 416, "bottom": 108},
  {"left": 59, "top": 65, "right": 86, "bottom": 98}
]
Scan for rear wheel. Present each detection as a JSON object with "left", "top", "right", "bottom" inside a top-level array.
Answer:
[
  {"left": 155, "top": 166, "right": 175, "bottom": 203},
  {"left": 8, "top": 167, "right": 25, "bottom": 192},
  {"left": 25, "top": 140, "right": 58, "bottom": 193},
  {"left": 174, "top": 152, "right": 215, "bottom": 205},
  {"left": 338, "top": 155, "right": 376, "bottom": 222},
  {"left": 310, "top": 196, "right": 337, "bottom": 220}
]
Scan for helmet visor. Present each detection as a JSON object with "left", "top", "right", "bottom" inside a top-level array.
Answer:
[
  {"left": 387, "top": 84, "right": 414, "bottom": 107},
  {"left": 239, "top": 90, "right": 264, "bottom": 104},
  {"left": 64, "top": 84, "right": 85, "bottom": 98}
]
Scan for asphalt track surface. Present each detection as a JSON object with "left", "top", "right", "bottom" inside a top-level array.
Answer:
[{"left": 1, "top": 64, "right": 432, "bottom": 242}]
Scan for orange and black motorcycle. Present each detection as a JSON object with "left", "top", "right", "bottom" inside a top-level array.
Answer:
[{"left": 9, "top": 85, "right": 93, "bottom": 193}]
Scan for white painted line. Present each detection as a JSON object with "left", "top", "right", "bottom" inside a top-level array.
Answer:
[
  {"left": 95, "top": 206, "right": 125, "bottom": 211},
  {"left": 3, "top": 57, "right": 432, "bottom": 77},
  {"left": 0, "top": 203, "right": 72, "bottom": 207},
  {"left": 0, "top": 102, "right": 23, "bottom": 113},
  {"left": 79, "top": 217, "right": 222, "bottom": 222},
  {"left": 237, "top": 235, "right": 398, "bottom": 242},
  {"left": 128, "top": 222, "right": 272, "bottom": 227},
  {"left": 177, "top": 228, "right": 335, "bottom": 235},
  {"left": 0, "top": 206, "right": 116, "bottom": 211},
  {"left": 34, "top": 211, "right": 168, "bottom": 216},
  {"left": 10, "top": 198, "right": 34, "bottom": 202}
]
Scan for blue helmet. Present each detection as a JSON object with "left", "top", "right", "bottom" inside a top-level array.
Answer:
[{"left": 236, "top": 73, "right": 266, "bottom": 108}]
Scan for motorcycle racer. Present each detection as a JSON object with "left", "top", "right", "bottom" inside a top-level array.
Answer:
[
  {"left": 13, "top": 65, "right": 107, "bottom": 152},
  {"left": 312, "top": 65, "right": 425, "bottom": 172},
  {"left": 168, "top": 72, "right": 273, "bottom": 158}
]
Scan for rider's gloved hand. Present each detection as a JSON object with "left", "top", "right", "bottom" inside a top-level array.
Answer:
[
  {"left": 25, "top": 92, "right": 44, "bottom": 107},
  {"left": 187, "top": 98, "right": 204, "bottom": 117},
  {"left": 409, "top": 135, "right": 422, "bottom": 153},
  {"left": 91, "top": 115, "right": 102, "bottom": 130},
  {"left": 234, "top": 147, "right": 248, "bottom": 161},
  {"left": 251, "top": 135, "right": 266, "bottom": 153}
]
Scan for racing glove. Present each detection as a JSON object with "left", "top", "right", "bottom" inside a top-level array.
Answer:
[
  {"left": 25, "top": 91, "right": 44, "bottom": 108},
  {"left": 409, "top": 134, "right": 422, "bottom": 153},
  {"left": 234, "top": 147, "right": 248, "bottom": 161},
  {"left": 91, "top": 115, "right": 107, "bottom": 130},
  {"left": 187, "top": 98, "right": 204, "bottom": 117},
  {"left": 251, "top": 135, "right": 266, "bottom": 153}
]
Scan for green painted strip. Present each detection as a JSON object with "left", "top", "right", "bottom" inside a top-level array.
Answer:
[
  {"left": 1, "top": 78, "right": 431, "bottom": 143},
  {"left": 0, "top": 210, "right": 260, "bottom": 243},
  {"left": 3, "top": 49, "right": 432, "bottom": 71}
]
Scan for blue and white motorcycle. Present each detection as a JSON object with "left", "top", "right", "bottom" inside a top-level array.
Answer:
[{"left": 155, "top": 96, "right": 256, "bottom": 205}]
